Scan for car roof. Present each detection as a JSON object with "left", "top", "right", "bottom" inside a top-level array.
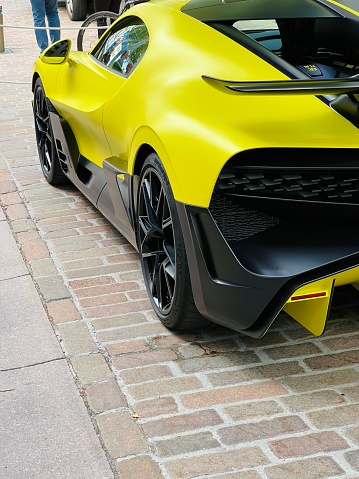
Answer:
[{"left": 181, "top": 0, "right": 356, "bottom": 22}]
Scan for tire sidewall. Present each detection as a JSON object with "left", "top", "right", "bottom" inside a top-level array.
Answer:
[
  {"left": 137, "top": 153, "right": 188, "bottom": 327},
  {"left": 33, "top": 79, "right": 65, "bottom": 185}
]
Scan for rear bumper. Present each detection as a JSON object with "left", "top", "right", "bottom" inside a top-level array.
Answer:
[{"left": 176, "top": 201, "right": 359, "bottom": 337}]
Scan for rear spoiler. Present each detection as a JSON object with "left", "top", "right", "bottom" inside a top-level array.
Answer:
[{"left": 202, "top": 75, "right": 359, "bottom": 95}]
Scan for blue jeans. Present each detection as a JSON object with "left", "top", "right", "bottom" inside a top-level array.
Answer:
[{"left": 30, "top": 0, "right": 60, "bottom": 52}]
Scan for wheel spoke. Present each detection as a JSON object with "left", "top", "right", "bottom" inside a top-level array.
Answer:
[
  {"left": 143, "top": 178, "right": 160, "bottom": 227},
  {"left": 138, "top": 166, "right": 177, "bottom": 316}
]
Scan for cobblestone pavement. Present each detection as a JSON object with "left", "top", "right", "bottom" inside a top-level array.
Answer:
[{"left": 2, "top": 1, "right": 359, "bottom": 478}]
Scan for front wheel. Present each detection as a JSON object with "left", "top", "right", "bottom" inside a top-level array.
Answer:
[
  {"left": 136, "top": 153, "right": 211, "bottom": 330},
  {"left": 33, "top": 78, "right": 67, "bottom": 185}
]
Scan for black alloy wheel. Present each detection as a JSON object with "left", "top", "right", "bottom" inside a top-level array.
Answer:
[
  {"left": 33, "top": 78, "right": 67, "bottom": 185},
  {"left": 137, "top": 153, "right": 210, "bottom": 330}
]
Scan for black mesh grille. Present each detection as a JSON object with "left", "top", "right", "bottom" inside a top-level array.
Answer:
[
  {"left": 209, "top": 193, "right": 280, "bottom": 241},
  {"left": 216, "top": 168, "right": 359, "bottom": 203}
]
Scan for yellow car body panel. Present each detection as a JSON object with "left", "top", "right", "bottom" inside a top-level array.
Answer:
[
  {"left": 285, "top": 266, "right": 359, "bottom": 336},
  {"left": 34, "top": 2, "right": 359, "bottom": 207}
]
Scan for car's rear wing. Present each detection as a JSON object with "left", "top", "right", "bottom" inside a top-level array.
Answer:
[{"left": 202, "top": 75, "right": 359, "bottom": 95}]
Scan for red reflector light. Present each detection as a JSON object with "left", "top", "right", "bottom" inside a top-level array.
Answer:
[{"left": 291, "top": 292, "right": 326, "bottom": 301}]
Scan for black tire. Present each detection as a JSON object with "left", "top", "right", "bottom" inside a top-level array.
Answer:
[
  {"left": 33, "top": 78, "right": 68, "bottom": 185},
  {"left": 137, "top": 153, "right": 211, "bottom": 330},
  {"left": 77, "top": 10, "right": 119, "bottom": 51},
  {"left": 66, "top": 0, "right": 88, "bottom": 21}
]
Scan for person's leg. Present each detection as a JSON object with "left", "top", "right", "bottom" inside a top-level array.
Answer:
[
  {"left": 29, "top": 0, "right": 48, "bottom": 52},
  {"left": 93, "top": 0, "right": 110, "bottom": 11},
  {"left": 108, "top": 0, "right": 120, "bottom": 13},
  {"left": 94, "top": 0, "right": 111, "bottom": 38},
  {"left": 45, "top": 0, "right": 60, "bottom": 45}
]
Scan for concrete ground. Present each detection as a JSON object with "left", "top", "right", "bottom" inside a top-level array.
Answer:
[{"left": 1, "top": 0, "right": 359, "bottom": 478}]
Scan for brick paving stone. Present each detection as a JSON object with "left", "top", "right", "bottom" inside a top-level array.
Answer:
[
  {"left": 132, "top": 397, "right": 178, "bottom": 418},
  {"left": 57, "top": 321, "right": 97, "bottom": 355},
  {"left": 69, "top": 276, "right": 117, "bottom": 289},
  {"left": 128, "top": 376, "right": 204, "bottom": 401},
  {"left": 181, "top": 381, "right": 289, "bottom": 409},
  {"left": 113, "top": 349, "right": 178, "bottom": 371},
  {"left": 224, "top": 399, "right": 284, "bottom": 420},
  {"left": 141, "top": 409, "right": 223, "bottom": 437},
  {"left": 323, "top": 334, "right": 359, "bottom": 351},
  {"left": 154, "top": 431, "right": 221, "bottom": 457},
  {"left": 70, "top": 354, "right": 114, "bottom": 384},
  {"left": 21, "top": 238, "right": 50, "bottom": 261},
  {"left": 264, "top": 341, "right": 322, "bottom": 360},
  {"left": 305, "top": 350, "right": 359, "bottom": 370},
  {"left": 29, "top": 257, "right": 58, "bottom": 277},
  {"left": 164, "top": 447, "right": 269, "bottom": 479},
  {"left": 153, "top": 333, "right": 200, "bottom": 347},
  {"left": 96, "top": 412, "right": 149, "bottom": 458},
  {"left": 307, "top": 404, "right": 359, "bottom": 429},
  {"left": 284, "top": 369, "right": 359, "bottom": 393},
  {"left": 177, "top": 344, "right": 206, "bottom": 359},
  {"left": 46, "top": 298, "right": 82, "bottom": 324},
  {"left": 85, "top": 380, "right": 128, "bottom": 413},
  {"left": 198, "top": 338, "right": 242, "bottom": 353},
  {"left": 92, "top": 313, "right": 148, "bottom": 330},
  {"left": 116, "top": 455, "right": 165, "bottom": 479},
  {"left": 347, "top": 426, "right": 359, "bottom": 445},
  {"left": 86, "top": 298, "right": 152, "bottom": 318},
  {"left": 342, "top": 386, "right": 359, "bottom": 402},
  {"left": 0, "top": 190, "right": 22, "bottom": 205},
  {"left": 177, "top": 351, "right": 261, "bottom": 373},
  {"left": 280, "top": 390, "right": 346, "bottom": 412},
  {"left": 36, "top": 275, "right": 72, "bottom": 301},
  {"left": 97, "top": 321, "right": 169, "bottom": 342},
  {"left": 75, "top": 281, "right": 140, "bottom": 298},
  {"left": 62, "top": 257, "right": 104, "bottom": 271},
  {"left": 269, "top": 431, "right": 349, "bottom": 458},
  {"left": 219, "top": 415, "right": 308, "bottom": 445},
  {"left": 345, "top": 450, "right": 359, "bottom": 471},
  {"left": 17, "top": 229, "right": 42, "bottom": 243},
  {"left": 10, "top": 218, "right": 37, "bottom": 233},
  {"left": 105, "top": 339, "right": 149, "bottom": 355},
  {"left": 207, "top": 361, "right": 304, "bottom": 386},
  {"left": 0, "top": 180, "right": 17, "bottom": 194},
  {"left": 120, "top": 364, "right": 173, "bottom": 385},
  {"left": 264, "top": 456, "right": 344, "bottom": 479},
  {"left": 198, "top": 472, "right": 262, "bottom": 479},
  {"left": 79, "top": 292, "right": 127, "bottom": 308}
]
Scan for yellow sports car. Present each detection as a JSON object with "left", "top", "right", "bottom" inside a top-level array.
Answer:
[{"left": 33, "top": 0, "right": 359, "bottom": 337}]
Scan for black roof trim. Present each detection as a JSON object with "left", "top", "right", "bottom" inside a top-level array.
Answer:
[{"left": 182, "top": 0, "right": 344, "bottom": 22}]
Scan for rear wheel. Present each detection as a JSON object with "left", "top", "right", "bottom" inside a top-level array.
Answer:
[
  {"left": 33, "top": 78, "right": 67, "bottom": 185},
  {"left": 137, "top": 153, "right": 210, "bottom": 330}
]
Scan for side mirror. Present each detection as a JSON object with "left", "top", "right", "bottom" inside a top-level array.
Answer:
[{"left": 40, "top": 39, "right": 72, "bottom": 64}]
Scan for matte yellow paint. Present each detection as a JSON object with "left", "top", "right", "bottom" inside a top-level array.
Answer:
[
  {"left": 284, "top": 266, "right": 359, "bottom": 335},
  {"left": 33, "top": 0, "right": 359, "bottom": 208}
]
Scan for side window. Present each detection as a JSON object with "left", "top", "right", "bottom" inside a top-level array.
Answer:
[{"left": 93, "top": 19, "right": 149, "bottom": 76}]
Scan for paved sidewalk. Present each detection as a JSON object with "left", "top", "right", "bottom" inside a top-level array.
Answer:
[{"left": 2, "top": 1, "right": 359, "bottom": 478}]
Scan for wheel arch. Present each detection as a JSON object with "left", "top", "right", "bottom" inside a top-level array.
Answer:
[
  {"left": 129, "top": 126, "right": 182, "bottom": 202},
  {"left": 32, "top": 73, "right": 40, "bottom": 92}
]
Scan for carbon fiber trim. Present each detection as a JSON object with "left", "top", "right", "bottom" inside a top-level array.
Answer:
[
  {"left": 209, "top": 193, "right": 280, "bottom": 241},
  {"left": 215, "top": 167, "right": 359, "bottom": 204}
]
